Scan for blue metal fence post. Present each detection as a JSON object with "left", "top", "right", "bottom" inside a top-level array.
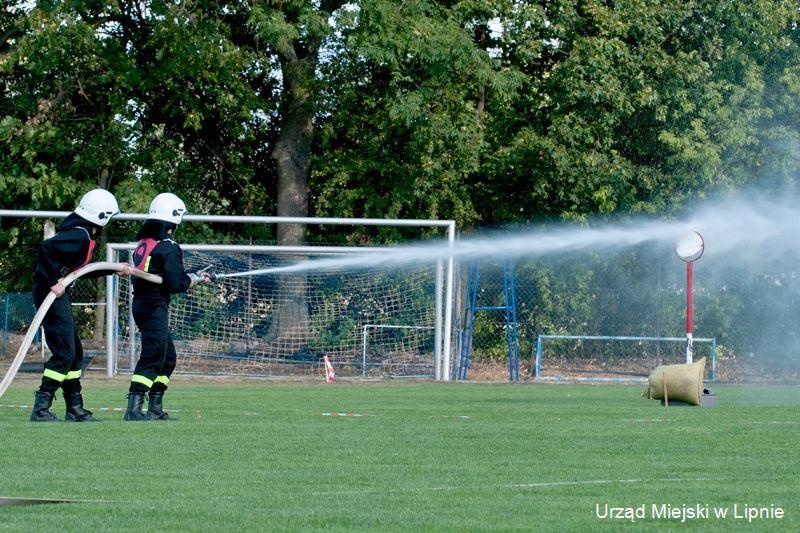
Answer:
[
  {"left": 510, "top": 261, "right": 520, "bottom": 381},
  {"left": 534, "top": 336, "right": 542, "bottom": 378},
  {"left": 502, "top": 260, "right": 512, "bottom": 381},
  {"left": 502, "top": 258, "right": 521, "bottom": 382},
  {"left": 457, "top": 261, "right": 480, "bottom": 380},
  {"left": 711, "top": 339, "right": 717, "bottom": 382}
]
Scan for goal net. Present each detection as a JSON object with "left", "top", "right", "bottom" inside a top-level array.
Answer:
[{"left": 110, "top": 244, "right": 441, "bottom": 379}]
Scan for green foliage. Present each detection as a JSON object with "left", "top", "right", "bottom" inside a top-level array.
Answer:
[
  {"left": 477, "top": 0, "right": 800, "bottom": 221},
  {"left": 315, "top": 0, "right": 523, "bottom": 230},
  {"left": 3, "top": 0, "right": 799, "bottom": 225}
]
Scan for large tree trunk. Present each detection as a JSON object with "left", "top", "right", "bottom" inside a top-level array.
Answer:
[
  {"left": 266, "top": 44, "right": 318, "bottom": 348},
  {"left": 261, "top": 1, "right": 346, "bottom": 355},
  {"left": 272, "top": 57, "right": 314, "bottom": 244}
]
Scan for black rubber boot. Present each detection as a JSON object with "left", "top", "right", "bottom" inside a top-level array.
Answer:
[
  {"left": 64, "top": 391, "right": 98, "bottom": 422},
  {"left": 146, "top": 391, "right": 172, "bottom": 420},
  {"left": 123, "top": 392, "right": 150, "bottom": 421},
  {"left": 30, "top": 390, "right": 59, "bottom": 422}
]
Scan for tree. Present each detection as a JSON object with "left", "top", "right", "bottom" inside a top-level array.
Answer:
[
  {"left": 476, "top": 0, "right": 800, "bottom": 222},
  {"left": 315, "top": 0, "right": 522, "bottom": 235}
]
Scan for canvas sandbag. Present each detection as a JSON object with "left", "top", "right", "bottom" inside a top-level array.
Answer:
[{"left": 642, "top": 357, "right": 706, "bottom": 406}]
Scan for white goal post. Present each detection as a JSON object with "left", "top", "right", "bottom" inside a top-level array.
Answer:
[{"left": 106, "top": 242, "right": 453, "bottom": 380}]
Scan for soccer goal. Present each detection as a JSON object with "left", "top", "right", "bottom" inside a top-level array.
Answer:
[
  {"left": 533, "top": 334, "right": 718, "bottom": 382},
  {"left": 106, "top": 242, "right": 452, "bottom": 380}
]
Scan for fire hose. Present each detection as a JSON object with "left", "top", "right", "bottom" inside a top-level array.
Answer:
[{"left": 0, "top": 262, "right": 162, "bottom": 399}]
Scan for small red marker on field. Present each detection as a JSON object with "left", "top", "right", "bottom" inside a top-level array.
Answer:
[{"left": 323, "top": 355, "right": 336, "bottom": 382}]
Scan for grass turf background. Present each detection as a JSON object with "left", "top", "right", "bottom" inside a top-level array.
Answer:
[{"left": 0, "top": 378, "right": 798, "bottom": 531}]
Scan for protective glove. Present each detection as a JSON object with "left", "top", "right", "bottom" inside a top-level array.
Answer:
[
  {"left": 50, "top": 280, "right": 66, "bottom": 297},
  {"left": 188, "top": 272, "right": 210, "bottom": 284},
  {"left": 189, "top": 265, "right": 213, "bottom": 286}
]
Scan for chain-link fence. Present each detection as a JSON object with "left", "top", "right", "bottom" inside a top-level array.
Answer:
[
  {"left": 0, "top": 279, "right": 107, "bottom": 372},
  {"left": 0, "top": 293, "right": 36, "bottom": 357},
  {"left": 456, "top": 245, "right": 800, "bottom": 381}
]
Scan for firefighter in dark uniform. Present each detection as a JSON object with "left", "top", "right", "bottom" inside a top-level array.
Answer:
[
  {"left": 30, "top": 189, "right": 129, "bottom": 422},
  {"left": 124, "top": 193, "right": 208, "bottom": 421}
]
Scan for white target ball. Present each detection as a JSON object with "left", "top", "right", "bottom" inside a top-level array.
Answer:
[{"left": 674, "top": 231, "right": 704, "bottom": 262}]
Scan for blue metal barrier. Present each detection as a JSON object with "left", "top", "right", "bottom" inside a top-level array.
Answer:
[
  {"left": 457, "top": 258, "right": 520, "bottom": 382},
  {"left": 0, "top": 293, "right": 37, "bottom": 356},
  {"left": 2, "top": 294, "right": 8, "bottom": 355}
]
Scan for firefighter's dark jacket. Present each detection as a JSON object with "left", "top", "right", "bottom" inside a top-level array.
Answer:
[
  {"left": 132, "top": 220, "right": 191, "bottom": 302},
  {"left": 33, "top": 213, "right": 114, "bottom": 289}
]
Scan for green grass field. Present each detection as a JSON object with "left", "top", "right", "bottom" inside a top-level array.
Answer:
[{"left": 1, "top": 378, "right": 798, "bottom": 531}]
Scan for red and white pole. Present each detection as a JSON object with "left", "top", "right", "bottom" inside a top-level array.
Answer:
[
  {"left": 674, "top": 231, "right": 704, "bottom": 364},
  {"left": 685, "top": 260, "right": 694, "bottom": 363}
]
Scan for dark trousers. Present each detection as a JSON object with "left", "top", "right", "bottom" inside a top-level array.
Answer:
[
  {"left": 34, "top": 286, "right": 84, "bottom": 395},
  {"left": 130, "top": 299, "right": 177, "bottom": 393}
]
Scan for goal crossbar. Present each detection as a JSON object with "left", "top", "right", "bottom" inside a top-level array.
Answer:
[{"left": 0, "top": 210, "right": 454, "bottom": 228}]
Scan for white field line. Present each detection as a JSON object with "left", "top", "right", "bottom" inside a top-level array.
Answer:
[
  {"left": 0, "top": 404, "right": 180, "bottom": 413},
  {"left": 622, "top": 417, "right": 800, "bottom": 426},
  {"left": 312, "top": 477, "right": 720, "bottom": 496}
]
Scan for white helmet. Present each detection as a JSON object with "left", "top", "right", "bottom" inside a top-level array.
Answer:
[
  {"left": 74, "top": 189, "right": 120, "bottom": 227},
  {"left": 148, "top": 193, "right": 187, "bottom": 224}
]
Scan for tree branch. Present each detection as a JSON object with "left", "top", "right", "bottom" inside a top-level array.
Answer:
[
  {"left": 75, "top": 76, "right": 93, "bottom": 105},
  {"left": 276, "top": 38, "right": 298, "bottom": 63}
]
